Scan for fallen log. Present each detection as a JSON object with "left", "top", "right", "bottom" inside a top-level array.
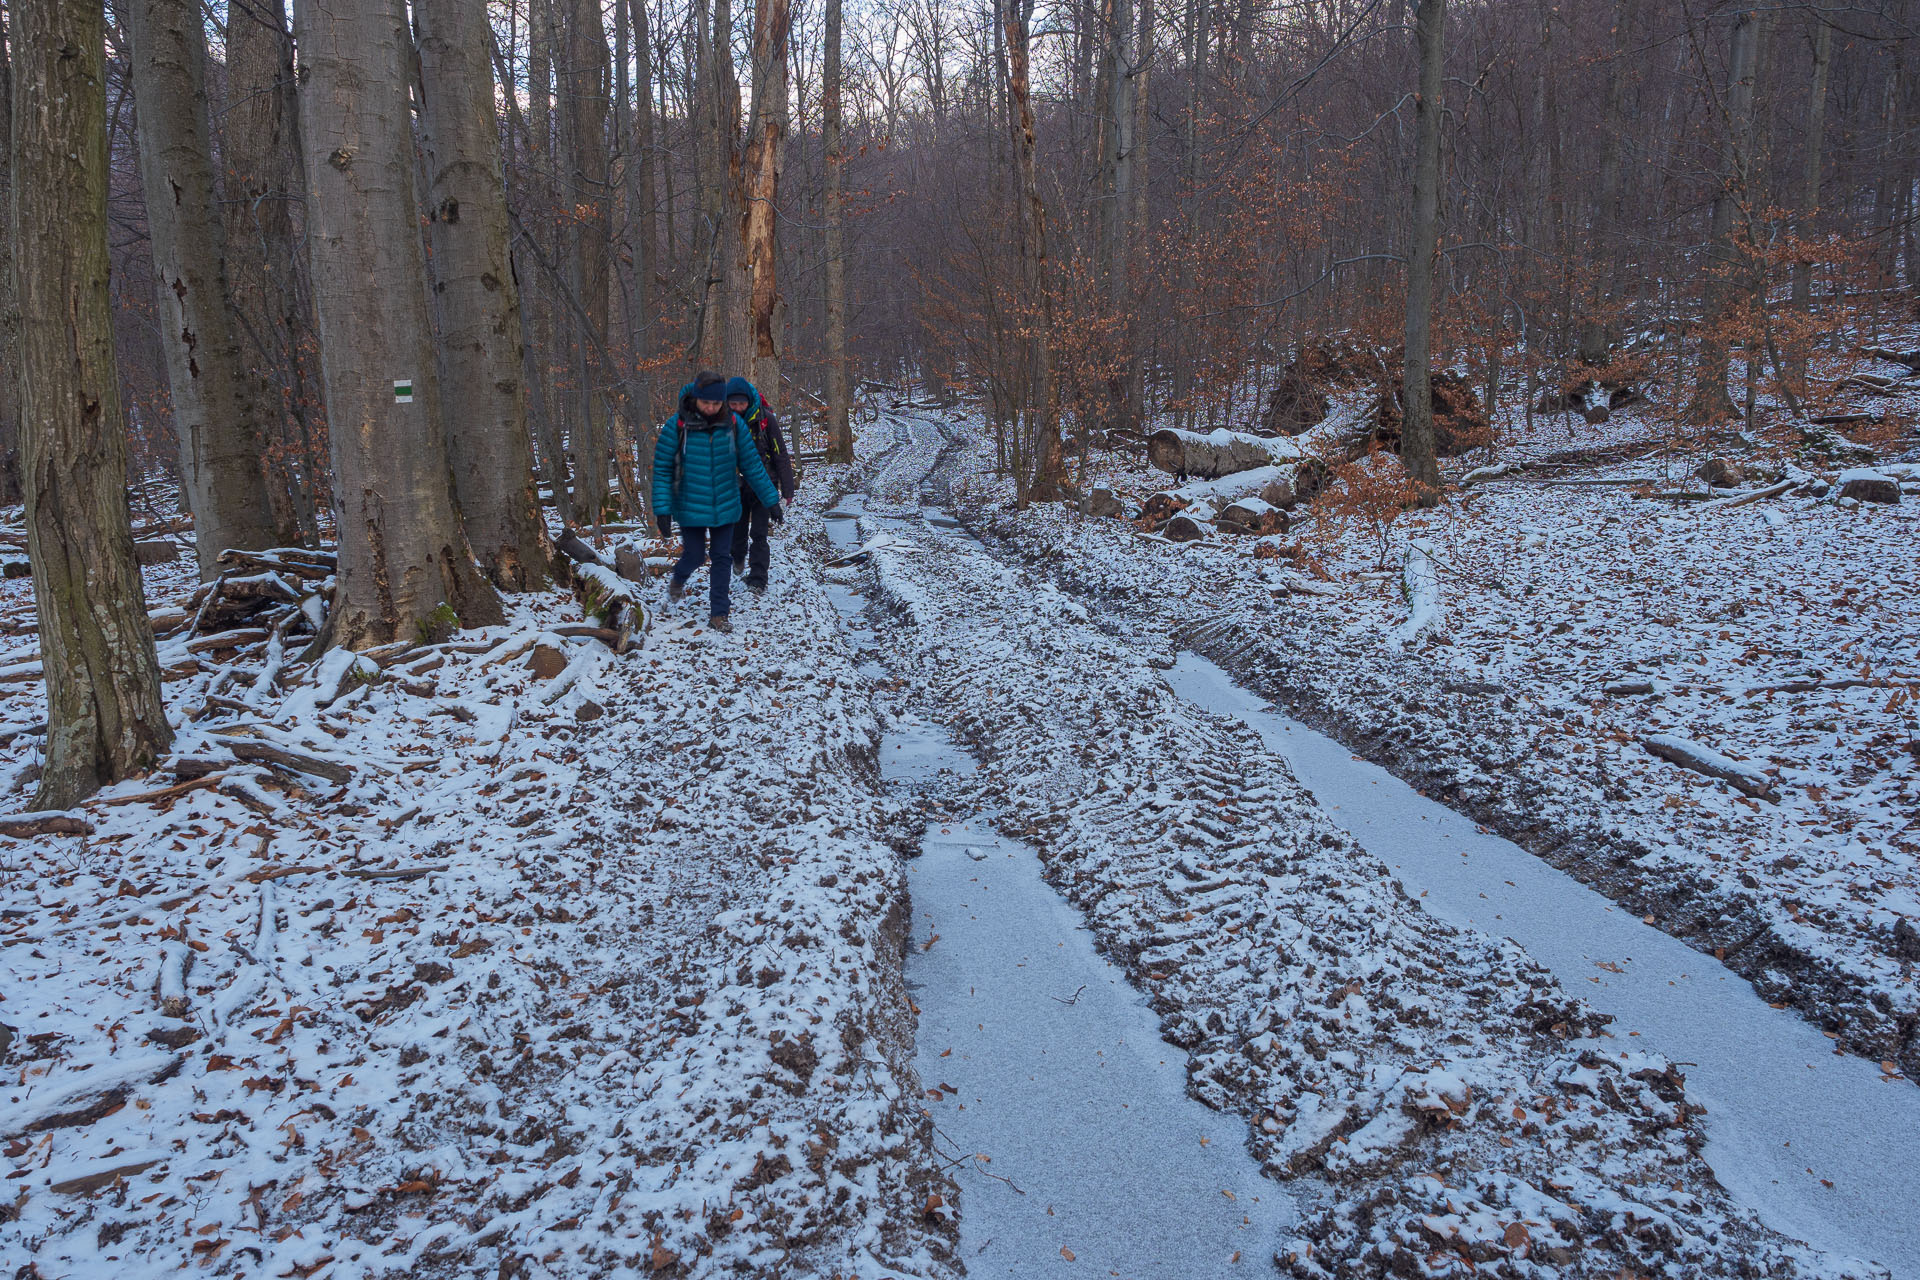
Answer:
[
  {"left": 1148, "top": 428, "right": 1301, "bottom": 479},
  {"left": 86, "top": 774, "right": 227, "bottom": 809},
  {"left": 1163, "top": 510, "right": 1215, "bottom": 543},
  {"left": 184, "top": 627, "right": 270, "bottom": 654},
  {"left": 1641, "top": 733, "right": 1777, "bottom": 800},
  {"left": 0, "top": 812, "right": 94, "bottom": 838},
  {"left": 1699, "top": 480, "right": 1794, "bottom": 511},
  {"left": 226, "top": 741, "right": 355, "bottom": 786},
  {"left": 215, "top": 546, "right": 336, "bottom": 581},
  {"left": 1216, "top": 497, "right": 1288, "bottom": 535}
]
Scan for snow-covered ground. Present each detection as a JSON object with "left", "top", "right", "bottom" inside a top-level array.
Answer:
[
  {"left": 826, "top": 411, "right": 1885, "bottom": 1278},
  {"left": 952, "top": 403, "right": 1920, "bottom": 1086},
  {"left": 0, "top": 519, "right": 957, "bottom": 1278},
  {"left": 2, "top": 387, "right": 1914, "bottom": 1279}
]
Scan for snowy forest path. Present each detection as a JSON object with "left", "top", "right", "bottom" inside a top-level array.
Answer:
[{"left": 814, "top": 410, "right": 1912, "bottom": 1278}]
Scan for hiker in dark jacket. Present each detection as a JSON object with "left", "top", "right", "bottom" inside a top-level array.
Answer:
[
  {"left": 724, "top": 377, "right": 796, "bottom": 590},
  {"left": 651, "top": 371, "right": 782, "bottom": 632}
]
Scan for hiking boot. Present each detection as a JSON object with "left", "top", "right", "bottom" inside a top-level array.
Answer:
[
  {"left": 708, "top": 615, "right": 733, "bottom": 633},
  {"left": 743, "top": 574, "right": 769, "bottom": 592},
  {"left": 667, "top": 577, "right": 687, "bottom": 601}
]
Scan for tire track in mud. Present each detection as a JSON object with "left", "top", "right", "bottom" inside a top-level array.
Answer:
[{"left": 833, "top": 413, "right": 1884, "bottom": 1279}]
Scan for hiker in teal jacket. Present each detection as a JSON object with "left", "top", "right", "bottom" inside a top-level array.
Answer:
[{"left": 652, "top": 371, "right": 783, "bottom": 631}]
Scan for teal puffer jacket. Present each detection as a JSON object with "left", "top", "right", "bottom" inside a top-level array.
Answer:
[{"left": 651, "top": 382, "right": 781, "bottom": 528}]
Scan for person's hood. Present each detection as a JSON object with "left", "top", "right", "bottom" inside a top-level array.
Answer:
[{"left": 724, "top": 376, "right": 764, "bottom": 420}]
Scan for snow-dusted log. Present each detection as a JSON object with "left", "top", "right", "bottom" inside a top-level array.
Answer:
[
  {"left": 0, "top": 812, "right": 93, "bottom": 837},
  {"left": 1641, "top": 733, "right": 1777, "bottom": 800},
  {"left": 1216, "top": 496, "right": 1287, "bottom": 535},
  {"left": 1148, "top": 427, "right": 1309, "bottom": 478}
]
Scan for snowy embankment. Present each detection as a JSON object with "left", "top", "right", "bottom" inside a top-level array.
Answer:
[
  {"left": 0, "top": 521, "right": 956, "bottom": 1279},
  {"left": 847, "top": 413, "right": 1880, "bottom": 1279},
  {"left": 952, "top": 415, "right": 1920, "bottom": 1085}
]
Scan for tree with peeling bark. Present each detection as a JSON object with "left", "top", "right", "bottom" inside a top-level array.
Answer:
[
  {"left": 822, "top": 0, "right": 853, "bottom": 463},
  {"left": 292, "top": 0, "right": 503, "bottom": 648},
  {"left": 12, "top": 0, "right": 173, "bottom": 807},
  {"left": 123, "top": 0, "right": 281, "bottom": 580},
  {"left": 1399, "top": 0, "right": 1444, "bottom": 502},
  {"left": 415, "top": 0, "right": 552, "bottom": 591},
  {"left": 744, "top": 0, "right": 791, "bottom": 410}
]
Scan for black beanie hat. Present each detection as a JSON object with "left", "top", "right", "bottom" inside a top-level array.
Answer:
[{"left": 693, "top": 370, "right": 728, "bottom": 402}]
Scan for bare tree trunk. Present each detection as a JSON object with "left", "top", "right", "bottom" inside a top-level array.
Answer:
[
  {"left": 293, "top": 0, "right": 503, "bottom": 647},
  {"left": 1789, "top": 16, "right": 1833, "bottom": 389},
  {"left": 223, "top": 0, "right": 323, "bottom": 544},
  {"left": 124, "top": 0, "right": 280, "bottom": 579},
  {"left": 627, "top": 0, "right": 658, "bottom": 421},
  {"left": 0, "top": 11, "right": 22, "bottom": 507},
  {"left": 416, "top": 0, "right": 551, "bottom": 589},
  {"left": 1692, "top": 7, "right": 1763, "bottom": 423},
  {"left": 527, "top": 0, "right": 571, "bottom": 522},
  {"left": 1007, "top": 0, "right": 1065, "bottom": 501},
  {"left": 823, "top": 0, "right": 853, "bottom": 462},
  {"left": 12, "top": 0, "right": 173, "bottom": 806},
  {"left": 1577, "top": 0, "right": 1634, "bottom": 365},
  {"left": 1125, "top": 0, "right": 1152, "bottom": 429},
  {"left": 1400, "top": 0, "right": 1444, "bottom": 500},
  {"left": 745, "top": 0, "right": 791, "bottom": 404},
  {"left": 564, "top": 0, "right": 612, "bottom": 522}
]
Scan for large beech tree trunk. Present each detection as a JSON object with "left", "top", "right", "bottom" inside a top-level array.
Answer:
[
  {"left": 415, "top": 0, "right": 551, "bottom": 590},
  {"left": 12, "top": 0, "right": 173, "bottom": 807},
  {"left": 124, "top": 0, "right": 281, "bottom": 580},
  {"left": 525, "top": 0, "right": 572, "bottom": 524},
  {"left": 563, "top": 0, "right": 611, "bottom": 522},
  {"left": 223, "top": 0, "right": 323, "bottom": 544},
  {"left": 822, "top": 0, "right": 852, "bottom": 462},
  {"left": 0, "top": 14, "right": 22, "bottom": 507},
  {"left": 744, "top": 0, "right": 791, "bottom": 405},
  {"left": 293, "top": 0, "right": 502, "bottom": 648},
  {"left": 1399, "top": 0, "right": 1445, "bottom": 500}
]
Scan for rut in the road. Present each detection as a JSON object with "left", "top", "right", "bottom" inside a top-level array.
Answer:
[{"left": 836, "top": 412, "right": 1881, "bottom": 1280}]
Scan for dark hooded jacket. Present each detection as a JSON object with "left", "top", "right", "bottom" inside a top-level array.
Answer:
[
  {"left": 724, "top": 377, "right": 797, "bottom": 501},
  {"left": 651, "top": 381, "right": 780, "bottom": 528}
]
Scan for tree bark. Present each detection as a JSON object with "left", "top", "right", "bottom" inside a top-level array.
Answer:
[
  {"left": 123, "top": 0, "right": 281, "bottom": 580},
  {"left": 1788, "top": 16, "right": 1832, "bottom": 390},
  {"left": 626, "top": 0, "right": 658, "bottom": 432},
  {"left": 1577, "top": 0, "right": 1634, "bottom": 365},
  {"left": 0, "top": 10, "right": 21, "bottom": 507},
  {"left": 745, "top": 0, "right": 791, "bottom": 405},
  {"left": 12, "top": 0, "right": 174, "bottom": 806},
  {"left": 1691, "top": 7, "right": 1763, "bottom": 423},
  {"left": 526, "top": 0, "right": 572, "bottom": 523},
  {"left": 293, "top": 0, "right": 503, "bottom": 647},
  {"left": 822, "top": 0, "right": 853, "bottom": 462},
  {"left": 223, "top": 0, "right": 323, "bottom": 544},
  {"left": 1006, "top": 0, "right": 1065, "bottom": 501},
  {"left": 415, "top": 0, "right": 551, "bottom": 590},
  {"left": 563, "top": 0, "right": 612, "bottom": 522},
  {"left": 1400, "top": 0, "right": 1445, "bottom": 500}
]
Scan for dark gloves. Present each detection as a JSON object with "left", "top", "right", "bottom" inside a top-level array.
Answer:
[
  {"left": 655, "top": 514, "right": 674, "bottom": 540},
  {"left": 768, "top": 504, "right": 785, "bottom": 524}
]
